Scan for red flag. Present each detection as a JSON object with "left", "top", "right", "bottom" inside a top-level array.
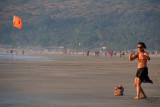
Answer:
[{"left": 13, "top": 16, "right": 22, "bottom": 29}]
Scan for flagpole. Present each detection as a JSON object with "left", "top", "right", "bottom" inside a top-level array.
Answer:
[
  {"left": 12, "top": 15, "right": 22, "bottom": 64},
  {"left": 12, "top": 24, "right": 14, "bottom": 64},
  {"left": 12, "top": 15, "right": 15, "bottom": 64}
]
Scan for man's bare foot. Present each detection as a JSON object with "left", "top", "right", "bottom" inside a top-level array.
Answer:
[
  {"left": 140, "top": 96, "right": 147, "bottom": 99},
  {"left": 133, "top": 96, "right": 140, "bottom": 99}
]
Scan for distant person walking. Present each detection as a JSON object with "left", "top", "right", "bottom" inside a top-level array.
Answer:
[
  {"left": 10, "top": 49, "right": 13, "bottom": 55},
  {"left": 120, "top": 51, "right": 122, "bottom": 57},
  {"left": 95, "top": 51, "right": 99, "bottom": 57},
  {"left": 129, "top": 42, "right": 153, "bottom": 99},
  {"left": 22, "top": 50, "right": 24, "bottom": 55},
  {"left": 110, "top": 51, "right": 113, "bottom": 57},
  {"left": 7, "top": 50, "right": 9, "bottom": 54}
]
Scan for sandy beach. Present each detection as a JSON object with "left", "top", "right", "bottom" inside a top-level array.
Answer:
[{"left": 0, "top": 54, "right": 160, "bottom": 107}]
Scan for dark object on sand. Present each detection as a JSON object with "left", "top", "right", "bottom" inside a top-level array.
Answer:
[{"left": 114, "top": 85, "right": 124, "bottom": 96}]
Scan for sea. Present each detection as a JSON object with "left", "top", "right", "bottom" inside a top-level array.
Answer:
[{"left": 0, "top": 53, "right": 55, "bottom": 62}]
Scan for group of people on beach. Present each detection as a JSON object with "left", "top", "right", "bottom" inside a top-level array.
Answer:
[{"left": 6, "top": 49, "right": 24, "bottom": 55}]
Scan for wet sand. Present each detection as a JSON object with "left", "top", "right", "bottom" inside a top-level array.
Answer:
[{"left": 0, "top": 55, "right": 160, "bottom": 107}]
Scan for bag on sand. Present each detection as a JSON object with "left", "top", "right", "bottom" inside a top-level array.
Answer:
[{"left": 114, "top": 85, "right": 124, "bottom": 96}]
